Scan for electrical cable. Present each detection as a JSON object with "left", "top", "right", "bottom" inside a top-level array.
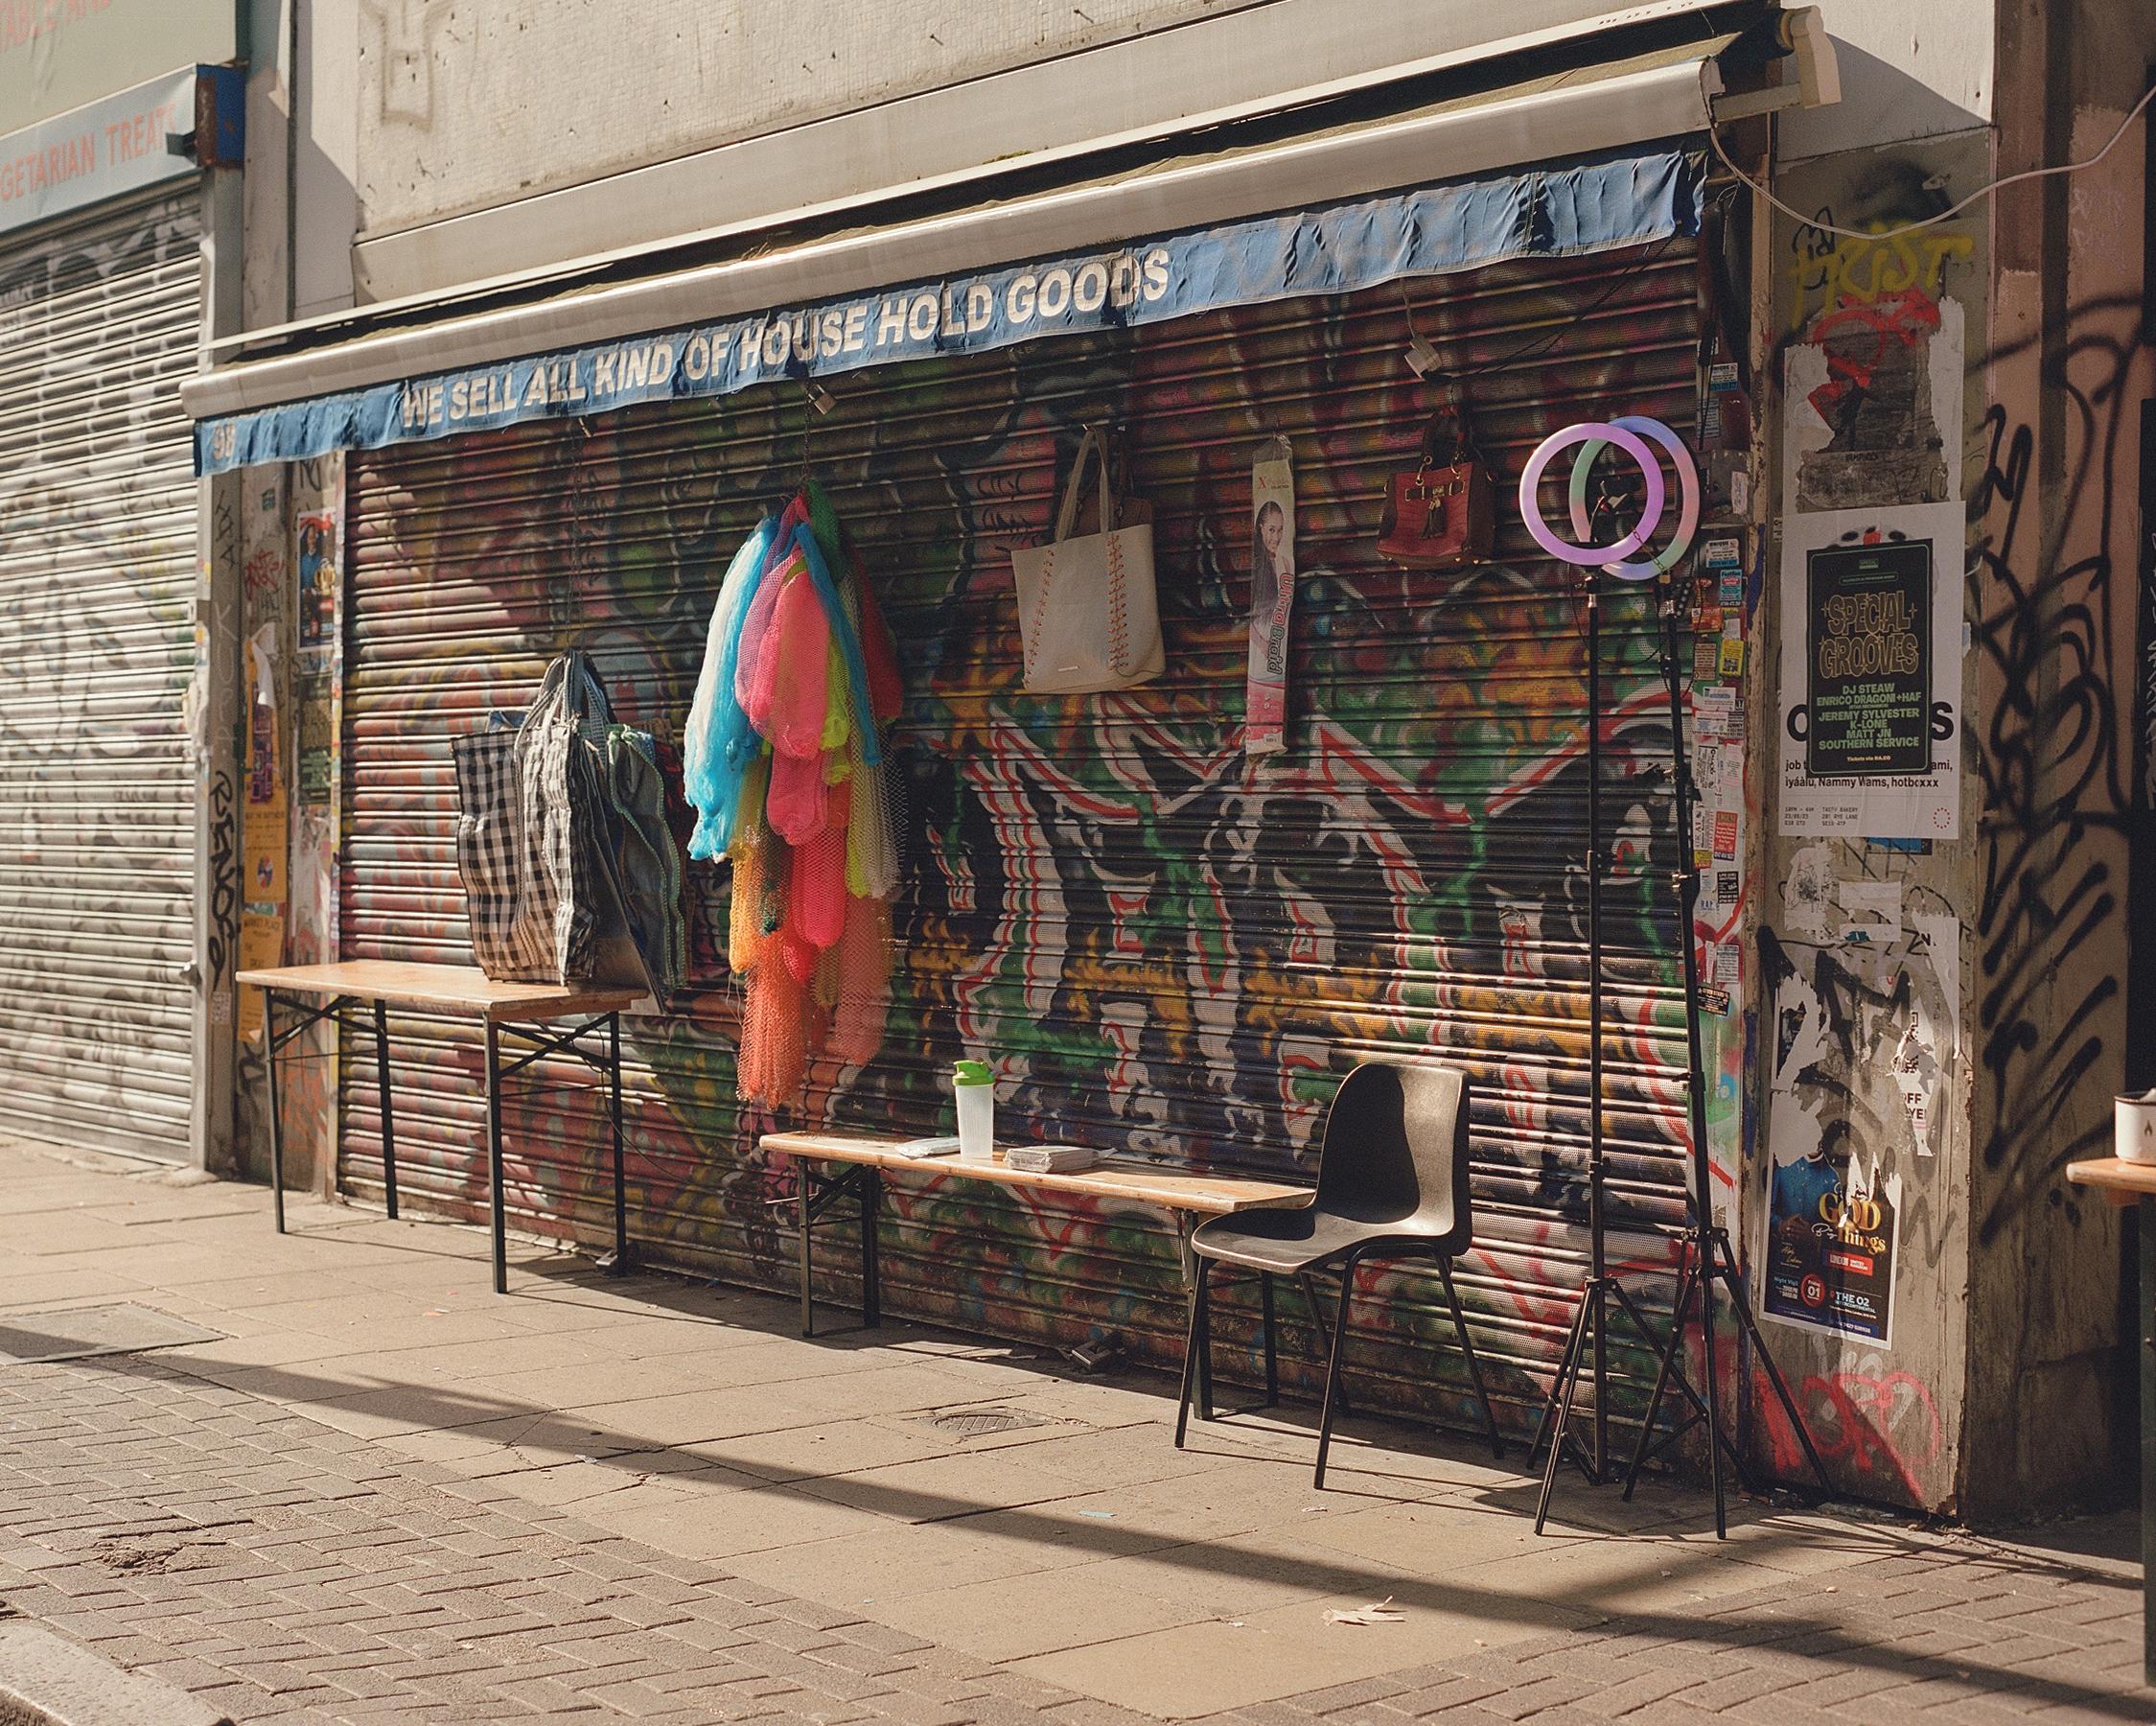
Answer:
[
  {"left": 1399, "top": 233, "right": 1681, "bottom": 390},
  {"left": 1708, "top": 80, "right": 2156, "bottom": 241}
]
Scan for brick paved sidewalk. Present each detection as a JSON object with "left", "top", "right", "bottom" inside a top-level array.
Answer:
[
  {"left": 4, "top": 1353, "right": 2148, "bottom": 1726},
  {"left": 0, "top": 1139, "right": 2150, "bottom": 1723},
  {"left": 0, "top": 1352, "right": 1101, "bottom": 1724}
]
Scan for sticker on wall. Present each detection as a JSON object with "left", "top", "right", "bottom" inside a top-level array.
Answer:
[
  {"left": 237, "top": 911, "right": 285, "bottom": 1043},
  {"left": 1245, "top": 437, "right": 1295, "bottom": 757},
  {"left": 1778, "top": 502, "right": 1961, "bottom": 839},
  {"left": 1763, "top": 1154, "right": 1900, "bottom": 1346},
  {"left": 295, "top": 507, "right": 340, "bottom": 670}
]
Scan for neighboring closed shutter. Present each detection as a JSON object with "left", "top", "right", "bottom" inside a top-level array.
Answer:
[
  {"left": 343, "top": 235, "right": 1704, "bottom": 1440},
  {"left": 0, "top": 188, "right": 202, "bottom": 1161}
]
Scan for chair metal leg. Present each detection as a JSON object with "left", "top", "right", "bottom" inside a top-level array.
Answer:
[
  {"left": 1174, "top": 1258, "right": 1210, "bottom": 1449},
  {"left": 1441, "top": 1259, "right": 1504, "bottom": 1459},
  {"left": 1312, "top": 1252, "right": 1359, "bottom": 1489},
  {"left": 1261, "top": 1271, "right": 1279, "bottom": 1408},
  {"left": 1298, "top": 1271, "right": 1352, "bottom": 1416}
]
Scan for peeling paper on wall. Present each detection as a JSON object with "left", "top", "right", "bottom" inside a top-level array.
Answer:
[{"left": 1837, "top": 879, "right": 1900, "bottom": 945}]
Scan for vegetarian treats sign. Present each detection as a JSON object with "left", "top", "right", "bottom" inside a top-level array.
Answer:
[{"left": 1778, "top": 503, "right": 1960, "bottom": 838}]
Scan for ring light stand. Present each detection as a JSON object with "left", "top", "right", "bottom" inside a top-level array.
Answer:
[{"left": 1517, "top": 422, "right": 1830, "bottom": 1536}]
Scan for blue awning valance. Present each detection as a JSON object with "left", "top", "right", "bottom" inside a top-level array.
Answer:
[{"left": 197, "top": 143, "right": 1701, "bottom": 477}]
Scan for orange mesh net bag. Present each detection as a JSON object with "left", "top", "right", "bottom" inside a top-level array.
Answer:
[{"left": 736, "top": 958, "right": 808, "bottom": 1106}]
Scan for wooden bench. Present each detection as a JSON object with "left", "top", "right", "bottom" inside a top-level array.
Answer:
[
  {"left": 239, "top": 961, "right": 642, "bottom": 1294},
  {"left": 759, "top": 1131, "right": 1314, "bottom": 1392}
]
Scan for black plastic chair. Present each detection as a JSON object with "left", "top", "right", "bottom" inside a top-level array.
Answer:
[{"left": 1173, "top": 1059, "right": 1503, "bottom": 1486}]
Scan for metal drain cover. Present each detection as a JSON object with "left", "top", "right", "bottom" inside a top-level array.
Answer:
[
  {"left": 920, "top": 1406, "right": 1060, "bottom": 1437},
  {"left": 0, "top": 1305, "right": 222, "bottom": 1364}
]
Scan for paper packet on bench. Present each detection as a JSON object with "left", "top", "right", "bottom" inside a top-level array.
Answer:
[
  {"left": 1004, "top": 1144, "right": 1097, "bottom": 1174},
  {"left": 889, "top": 1136, "right": 962, "bottom": 1159}
]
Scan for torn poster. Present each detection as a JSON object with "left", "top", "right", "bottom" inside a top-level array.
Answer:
[
  {"left": 1778, "top": 502, "right": 1961, "bottom": 839},
  {"left": 1245, "top": 437, "right": 1295, "bottom": 755}
]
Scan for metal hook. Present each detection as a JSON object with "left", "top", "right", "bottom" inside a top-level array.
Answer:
[{"left": 799, "top": 382, "right": 836, "bottom": 490}]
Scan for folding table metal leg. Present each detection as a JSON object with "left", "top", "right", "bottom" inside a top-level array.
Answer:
[
  {"left": 860, "top": 1167, "right": 881, "bottom": 1329},
  {"left": 2142, "top": 1196, "right": 2154, "bottom": 1686},
  {"left": 265, "top": 991, "right": 286, "bottom": 1234},
  {"left": 1174, "top": 1259, "right": 1211, "bottom": 1448},
  {"left": 607, "top": 1013, "right": 628, "bottom": 1275},
  {"left": 1261, "top": 1271, "right": 1279, "bottom": 1407},
  {"left": 799, "top": 1164, "right": 816, "bottom": 1339},
  {"left": 483, "top": 1018, "right": 507, "bottom": 1295},
  {"left": 1173, "top": 1216, "right": 1213, "bottom": 1418},
  {"left": 373, "top": 1000, "right": 398, "bottom": 1220}
]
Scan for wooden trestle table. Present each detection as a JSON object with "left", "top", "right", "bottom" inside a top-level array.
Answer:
[
  {"left": 760, "top": 1130, "right": 1314, "bottom": 1406},
  {"left": 238, "top": 961, "right": 642, "bottom": 1294}
]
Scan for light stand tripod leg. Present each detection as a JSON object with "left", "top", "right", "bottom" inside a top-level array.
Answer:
[
  {"left": 1621, "top": 569, "right": 1832, "bottom": 1525},
  {"left": 1702, "top": 1228, "right": 1728, "bottom": 1536},
  {"left": 1612, "top": 1271, "right": 1750, "bottom": 1489},
  {"left": 1527, "top": 1282, "right": 1588, "bottom": 1470},
  {"left": 1530, "top": 564, "right": 1616, "bottom": 1521},
  {"left": 1535, "top": 1286, "right": 1598, "bottom": 1533},
  {"left": 1622, "top": 1245, "right": 1701, "bottom": 1496},
  {"left": 1715, "top": 1228, "right": 1835, "bottom": 1496}
]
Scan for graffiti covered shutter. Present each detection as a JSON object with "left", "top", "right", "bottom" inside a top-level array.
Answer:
[
  {"left": 341, "top": 239, "right": 1704, "bottom": 1439},
  {"left": 0, "top": 187, "right": 202, "bottom": 1161}
]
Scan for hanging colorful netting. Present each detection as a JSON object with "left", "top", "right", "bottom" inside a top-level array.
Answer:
[
  {"left": 686, "top": 479, "right": 905, "bottom": 1108},
  {"left": 684, "top": 516, "right": 778, "bottom": 860}
]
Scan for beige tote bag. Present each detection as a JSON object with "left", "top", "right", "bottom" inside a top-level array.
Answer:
[{"left": 1010, "top": 428, "right": 1164, "bottom": 693}]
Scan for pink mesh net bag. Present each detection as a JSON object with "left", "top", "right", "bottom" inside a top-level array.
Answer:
[
  {"left": 765, "top": 747, "right": 829, "bottom": 845},
  {"left": 760, "top": 570, "right": 831, "bottom": 761},
  {"left": 733, "top": 549, "right": 795, "bottom": 730},
  {"left": 787, "top": 804, "right": 848, "bottom": 953}
]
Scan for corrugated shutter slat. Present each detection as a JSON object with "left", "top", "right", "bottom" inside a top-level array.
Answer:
[
  {"left": 0, "top": 189, "right": 202, "bottom": 1162},
  {"left": 343, "top": 240, "right": 1703, "bottom": 1437}
]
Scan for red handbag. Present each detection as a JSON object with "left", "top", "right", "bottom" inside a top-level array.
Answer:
[{"left": 1378, "top": 411, "right": 1495, "bottom": 568}]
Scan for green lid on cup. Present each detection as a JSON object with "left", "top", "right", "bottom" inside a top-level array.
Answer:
[{"left": 953, "top": 1060, "right": 992, "bottom": 1086}]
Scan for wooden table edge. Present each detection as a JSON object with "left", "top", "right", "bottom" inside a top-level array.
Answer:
[
  {"left": 2065, "top": 1158, "right": 2156, "bottom": 1205},
  {"left": 237, "top": 966, "right": 641, "bottom": 1021},
  {"left": 760, "top": 1131, "right": 1313, "bottom": 1216}
]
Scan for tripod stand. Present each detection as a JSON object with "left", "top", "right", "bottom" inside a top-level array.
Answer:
[
  {"left": 1526, "top": 564, "right": 1682, "bottom": 1533},
  {"left": 1615, "top": 568, "right": 1834, "bottom": 1534}
]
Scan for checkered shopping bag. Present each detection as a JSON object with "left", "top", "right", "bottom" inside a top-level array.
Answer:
[
  {"left": 452, "top": 716, "right": 557, "bottom": 981},
  {"left": 516, "top": 651, "right": 615, "bottom": 985}
]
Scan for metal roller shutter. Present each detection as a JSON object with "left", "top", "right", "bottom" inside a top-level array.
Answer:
[
  {"left": 0, "top": 188, "right": 202, "bottom": 1162},
  {"left": 343, "top": 235, "right": 1704, "bottom": 1442}
]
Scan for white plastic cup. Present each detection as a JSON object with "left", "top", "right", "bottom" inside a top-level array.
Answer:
[{"left": 954, "top": 1062, "right": 995, "bottom": 1163}]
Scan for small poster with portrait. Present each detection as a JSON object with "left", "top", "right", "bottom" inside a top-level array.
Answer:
[{"left": 1246, "top": 437, "right": 1295, "bottom": 756}]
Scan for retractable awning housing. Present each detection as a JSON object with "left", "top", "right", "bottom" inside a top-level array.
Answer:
[{"left": 186, "top": 18, "right": 1832, "bottom": 475}]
